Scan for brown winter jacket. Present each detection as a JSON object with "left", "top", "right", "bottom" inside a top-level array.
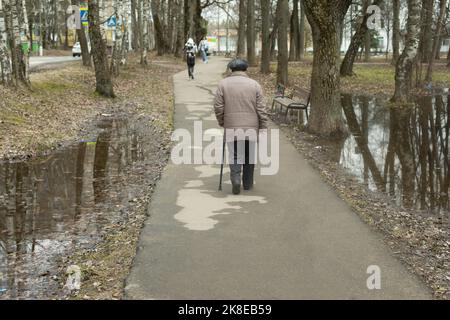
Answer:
[{"left": 214, "top": 71, "right": 268, "bottom": 130}]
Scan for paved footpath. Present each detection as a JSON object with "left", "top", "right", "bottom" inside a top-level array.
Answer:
[{"left": 125, "top": 57, "right": 431, "bottom": 299}]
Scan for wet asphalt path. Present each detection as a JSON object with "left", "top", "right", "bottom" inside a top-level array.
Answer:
[{"left": 125, "top": 57, "right": 431, "bottom": 300}]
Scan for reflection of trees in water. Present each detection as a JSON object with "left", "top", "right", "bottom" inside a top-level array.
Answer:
[
  {"left": 0, "top": 118, "right": 147, "bottom": 297},
  {"left": 342, "top": 95, "right": 386, "bottom": 192},
  {"left": 411, "top": 95, "right": 450, "bottom": 212},
  {"left": 93, "top": 124, "right": 112, "bottom": 204},
  {"left": 341, "top": 94, "right": 450, "bottom": 213},
  {"left": 390, "top": 107, "right": 415, "bottom": 208}
]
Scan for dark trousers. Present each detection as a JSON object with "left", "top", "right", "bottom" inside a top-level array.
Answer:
[
  {"left": 228, "top": 140, "right": 255, "bottom": 189},
  {"left": 188, "top": 65, "right": 195, "bottom": 78}
]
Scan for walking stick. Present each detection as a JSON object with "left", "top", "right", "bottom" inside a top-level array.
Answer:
[{"left": 219, "top": 132, "right": 226, "bottom": 191}]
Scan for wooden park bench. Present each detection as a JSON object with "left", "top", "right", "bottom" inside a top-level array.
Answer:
[{"left": 271, "top": 84, "right": 311, "bottom": 121}]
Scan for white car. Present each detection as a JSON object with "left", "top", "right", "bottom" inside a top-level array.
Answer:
[{"left": 72, "top": 42, "right": 82, "bottom": 57}]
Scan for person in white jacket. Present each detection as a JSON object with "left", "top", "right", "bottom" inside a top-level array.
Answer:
[
  {"left": 184, "top": 38, "right": 197, "bottom": 54},
  {"left": 184, "top": 38, "right": 198, "bottom": 80}
]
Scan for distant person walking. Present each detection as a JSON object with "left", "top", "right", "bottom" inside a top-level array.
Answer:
[
  {"left": 199, "top": 37, "right": 209, "bottom": 64},
  {"left": 184, "top": 38, "right": 197, "bottom": 80},
  {"left": 187, "top": 52, "right": 196, "bottom": 80},
  {"left": 214, "top": 59, "right": 268, "bottom": 195}
]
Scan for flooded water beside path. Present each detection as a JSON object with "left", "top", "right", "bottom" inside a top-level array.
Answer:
[
  {"left": 338, "top": 90, "right": 450, "bottom": 214},
  {"left": 0, "top": 116, "right": 163, "bottom": 299}
]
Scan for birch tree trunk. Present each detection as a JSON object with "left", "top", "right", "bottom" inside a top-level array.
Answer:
[
  {"left": 111, "top": 0, "right": 125, "bottom": 75},
  {"left": 140, "top": 0, "right": 149, "bottom": 64},
  {"left": 19, "top": 0, "right": 30, "bottom": 84},
  {"left": 4, "top": 0, "right": 30, "bottom": 86},
  {"left": 0, "top": 22, "right": 12, "bottom": 85},
  {"left": 392, "top": 0, "right": 421, "bottom": 104},
  {"left": 122, "top": 0, "right": 131, "bottom": 63}
]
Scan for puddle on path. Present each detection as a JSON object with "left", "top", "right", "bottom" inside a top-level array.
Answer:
[{"left": 0, "top": 116, "right": 163, "bottom": 298}]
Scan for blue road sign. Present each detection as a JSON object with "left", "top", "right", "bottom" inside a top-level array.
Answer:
[
  {"left": 107, "top": 16, "right": 117, "bottom": 27},
  {"left": 80, "top": 7, "right": 88, "bottom": 25}
]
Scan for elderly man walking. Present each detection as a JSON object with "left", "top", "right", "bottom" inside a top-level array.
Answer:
[{"left": 214, "top": 59, "right": 268, "bottom": 195}]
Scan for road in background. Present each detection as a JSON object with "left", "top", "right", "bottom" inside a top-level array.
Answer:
[{"left": 30, "top": 56, "right": 81, "bottom": 71}]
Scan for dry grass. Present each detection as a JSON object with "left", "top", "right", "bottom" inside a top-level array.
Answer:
[{"left": 0, "top": 52, "right": 185, "bottom": 160}]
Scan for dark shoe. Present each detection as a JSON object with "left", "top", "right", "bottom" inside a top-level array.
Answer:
[
  {"left": 230, "top": 164, "right": 242, "bottom": 195},
  {"left": 242, "top": 164, "right": 255, "bottom": 191},
  {"left": 232, "top": 184, "right": 241, "bottom": 195}
]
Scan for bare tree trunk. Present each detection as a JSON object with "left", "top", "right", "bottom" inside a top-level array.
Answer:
[
  {"left": 303, "top": 0, "right": 351, "bottom": 136},
  {"left": 298, "top": 0, "right": 305, "bottom": 60},
  {"left": 392, "top": 0, "right": 420, "bottom": 103},
  {"left": 392, "top": 0, "right": 400, "bottom": 64},
  {"left": 18, "top": 0, "right": 30, "bottom": 84},
  {"left": 111, "top": 0, "right": 125, "bottom": 75},
  {"left": 435, "top": 36, "right": 442, "bottom": 60},
  {"left": 0, "top": 22, "right": 12, "bottom": 85},
  {"left": 72, "top": 0, "right": 91, "bottom": 67},
  {"left": 270, "top": 20, "right": 278, "bottom": 61},
  {"left": 4, "top": 1, "right": 17, "bottom": 86},
  {"left": 140, "top": 0, "right": 149, "bottom": 63},
  {"left": 88, "top": 0, "right": 115, "bottom": 97},
  {"left": 184, "top": 0, "right": 195, "bottom": 41},
  {"left": 193, "top": 0, "right": 206, "bottom": 44},
  {"left": 418, "top": 0, "right": 433, "bottom": 63},
  {"left": 340, "top": 0, "right": 382, "bottom": 77},
  {"left": 289, "top": 0, "right": 299, "bottom": 61},
  {"left": 247, "top": 0, "right": 256, "bottom": 65},
  {"left": 364, "top": 29, "right": 371, "bottom": 62},
  {"left": 167, "top": 0, "right": 175, "bottom": 52},
  {"left": 237, "top": 0, "right": 246, "bottom": 58},
  {"left": 260, "top": 0, "right": 271, "bottom": 73},
  {"left": 425, "top": 0, "right": 447, "bottom": 82},
  {"left": 4, "top": 0, "right": 31, "bottom": 86},
  {"left": 137, "top": 0, "right": 143, "bottom": 50},
  {"left": 131, "top": 0, "right": 140, "bottom": 50},
  {"left": 174, "top": 0, "right": 184, "bottom": 57},
  {"left": 447, "top": 46, "right": 450, "bottom": 66},
  {"left": 276, "top": 0, "right": 288, "bottom": 85},
  {"left": 152, "top": 0, "right": 166, "bottom": 55}
]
